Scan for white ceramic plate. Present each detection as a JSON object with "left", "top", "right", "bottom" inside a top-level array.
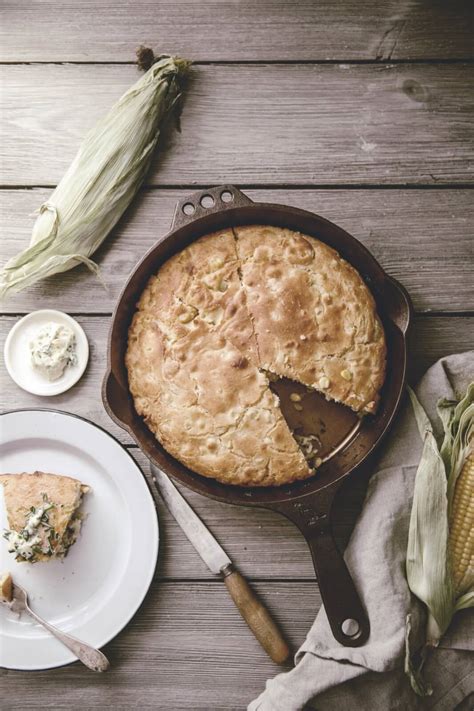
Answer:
[
  {"left": 0, "top": 410, "right": 158, "bottom": 670},
  {"left": 3, "top": 310, "right": 89, "bottom": 396}
]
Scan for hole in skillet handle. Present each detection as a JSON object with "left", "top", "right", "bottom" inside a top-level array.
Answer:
[
  {"left": 171, "top": 185, "right": 253, "bottom": 230},
  {"left": 220, "top": 190, "right": 234, "bottom": 203},
  {"left": 200, "top": 194, "right": 215, "bottom": 208},
  {"left": 182, "top": 202, "right": 195, "bottom": 216},
  {"left": 341, "top": 618, "right": 361, "bottom": 639}
]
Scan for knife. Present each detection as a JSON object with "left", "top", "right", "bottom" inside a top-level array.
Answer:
[{"left": 150, "top": 464, "right": 290, "bottom": 664}]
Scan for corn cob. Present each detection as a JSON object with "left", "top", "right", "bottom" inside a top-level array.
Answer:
[
  {"left": 449, "top": 451, "right": 474, "bottom": 596},
  {"left": 0, "top": 51, "right": 190, "bottom": 299}
]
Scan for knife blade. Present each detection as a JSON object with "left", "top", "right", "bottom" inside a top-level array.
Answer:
[
  {"left": 151, "top": 464, "right": 231, "bottom": 575},
  {"left": 149, "top": 463, "right": 290, "bottom": 664}
]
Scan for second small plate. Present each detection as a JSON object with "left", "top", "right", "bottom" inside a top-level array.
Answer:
[{"left": 3, "top": 310, "right": 89, "bottom": 396}]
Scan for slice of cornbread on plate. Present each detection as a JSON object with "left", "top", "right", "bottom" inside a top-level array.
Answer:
[{"left": 1, "top": 471, "right": 89, "bottom": 563}]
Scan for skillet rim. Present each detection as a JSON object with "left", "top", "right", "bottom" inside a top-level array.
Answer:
[{"left": 102, "top": 189, "right": 412, "bottom": 507}]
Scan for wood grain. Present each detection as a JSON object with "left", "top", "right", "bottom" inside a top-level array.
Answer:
[
  {"left": 2, "top": 188, "right": 473, "bottom": 314},
  {"left": 1, "top": 2, "right": 472, "bottom": 708},
  {"left": 1, "top": 315, "right": 472, "bottom": 445},
  {"left": 1, "top": 1, "right": 473, "bottom": 62},
  {"left": 0, "top": 581, "right": 319, "bottom": 709},
  {"left": 2, "top": 64, "right": 473, "bottom": 187}
]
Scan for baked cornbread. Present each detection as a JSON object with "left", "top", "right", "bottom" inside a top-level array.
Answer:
[
  {"left": 126, "top": 226, "right": 386, "bottom": 486},
  {"left": 1, "top": 472, "right": 89, "bottom": 562},
  {"left": 234, "top": 226, "right": 386, "bottom": 414}
]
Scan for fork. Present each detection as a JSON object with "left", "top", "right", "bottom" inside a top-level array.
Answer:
[{"left": 2, "top": 582, "right": 110, "bottom": 672}]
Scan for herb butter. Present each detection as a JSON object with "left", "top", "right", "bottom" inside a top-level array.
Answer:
[
  {"left": 29, "top": 322, "right": 76, "bottom": 381},
  {"left": 4, "top": 497, "right": 55, "bottom": 561}
]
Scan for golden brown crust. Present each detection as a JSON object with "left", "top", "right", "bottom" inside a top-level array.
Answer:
[
  {"left": 126, "top": 230, "right": 310, "bottom": 487},
  {"left": 0, "top": 472, "right": 87, "bottom": 562},
  {"left": 126, "top": 226, "right": 386, "bottom": 486},
  {"left": 234, "top": 226, "right": 386, "bottom": 413}
]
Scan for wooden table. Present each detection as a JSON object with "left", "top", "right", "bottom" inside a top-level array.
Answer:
[{"left": 1, "top": 2, "right": 473, "bottom": 708}]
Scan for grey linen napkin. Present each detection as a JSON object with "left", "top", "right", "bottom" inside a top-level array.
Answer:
[{"left": 249, "top": 352, "right": 474, "bottom": 711}]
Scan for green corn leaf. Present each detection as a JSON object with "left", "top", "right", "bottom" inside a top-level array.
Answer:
[
  {"left": 406, "top": 383, "right": 473, "bottom": 696},
  {"left": 406, "top": 387, "right": 455, "bottom": 647}
]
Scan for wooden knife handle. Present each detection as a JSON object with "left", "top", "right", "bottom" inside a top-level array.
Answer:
[{"left": 223, "top": 566, "right": 290, "bottom": 664}]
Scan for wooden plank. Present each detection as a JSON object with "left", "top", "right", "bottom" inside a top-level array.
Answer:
[
  {"left": 1, "top": 1, "right": 473, "bottom": 62},
  {"left": 1, "top": 315, "right": 472, "bottom": 443},
  {"left": 0, "top": 581, "right": 319, "bottom": 709},
  {"left": 1, "top": 64, "right": 473, "bottom": 187},
  {"left": 1, "top": 188, "right": 473, "bottom": 314}
]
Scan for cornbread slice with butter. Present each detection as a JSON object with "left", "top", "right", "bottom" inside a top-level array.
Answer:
[
  {"left": 126, "top": 226, "right": 386, "bottom": 486},
  {"left": 1, "top": 472, "right": 89, "bottom": 563}
]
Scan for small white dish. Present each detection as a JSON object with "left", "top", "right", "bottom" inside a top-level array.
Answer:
[
  {"left": 3, "top": 310, "right": 89, "bottom": 396},
  {"left": 0, "top": 409, "right": 159, "bottom": 670}
]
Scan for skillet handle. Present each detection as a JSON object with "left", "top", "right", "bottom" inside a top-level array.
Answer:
[
  {"left": 102, "top": 368, "right": 135, "bottom": 432},
  {"left": 305, "top": 525, "right": 370, "bottom": 647},
  {"left": 171, "top": 185, "right": 253, "bottom": 229},
  {"left": 278, "top": 490, "right": 370, "bottom": 647},
  {"left": 382, "top": 275, "right": 413, "bottom": 336}
]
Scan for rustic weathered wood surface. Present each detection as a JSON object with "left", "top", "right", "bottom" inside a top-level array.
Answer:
[
  {"left": 2, "top": 189, "right": 473, "bottom": 314},
  {"left": 1, "top": 1, "right": 473, "bottom": 709},
  {"left": 0, "top": 582, "right": 320, "bottom": 710},
  {"left": 2, "top": 63, "right": 474, "bottom": 186},
  {"left": 1, "top": 1, "right": 473, "bottom": 62}
]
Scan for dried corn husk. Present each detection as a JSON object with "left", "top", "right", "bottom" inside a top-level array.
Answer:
[
  {"left": 0, "top": 54, "right": 190, "bottom": 299},
  {"left": 405, "top": 382, "right": 474, "bottom": 694}
]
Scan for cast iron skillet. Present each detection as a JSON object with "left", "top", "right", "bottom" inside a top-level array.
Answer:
[{"left": 103, "top": 185, "right": 412, "bottom": 647}]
